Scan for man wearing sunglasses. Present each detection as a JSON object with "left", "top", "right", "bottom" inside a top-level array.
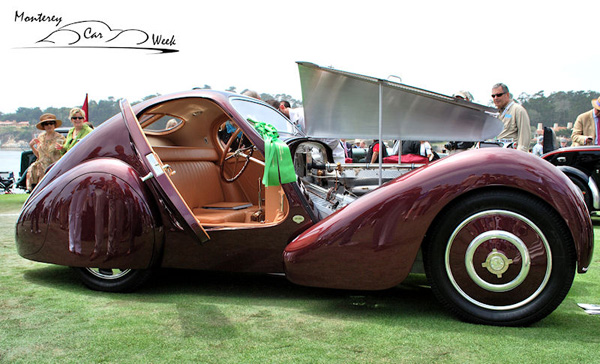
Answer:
[{"left": 492, "top": 83, "right": 531, "bottom": 152}]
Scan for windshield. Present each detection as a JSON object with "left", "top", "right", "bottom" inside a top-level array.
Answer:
[{"left": 231, "top": 98, "right": 303, "bottom": 137}]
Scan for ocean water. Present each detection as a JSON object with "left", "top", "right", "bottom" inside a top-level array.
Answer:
[{"left": 0, "top": 149, "right": 26, "bottom": 183}]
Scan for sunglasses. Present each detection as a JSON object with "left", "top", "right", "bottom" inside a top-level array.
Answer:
[
  {"left": 491, "top": 92, "right": 506, "bottom": 99},
  {"left": 41, "top": 121, "right": 56, "bottom": 127},
  {"left": 71, "top": 116, "right": 84, "bottom": 120}
]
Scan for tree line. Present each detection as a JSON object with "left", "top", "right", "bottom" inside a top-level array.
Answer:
[
  {"left": 518, "top": 90, "right": 600, "bottom": 128},
  {"left": 1, "top": 88, "right": 597, "bottom": 145},
  {"left": 0, "top": 88, "right": 302, "bottom": 145},
  {"left": 0, "top": 89, "right": 302, "bottom": 126}
]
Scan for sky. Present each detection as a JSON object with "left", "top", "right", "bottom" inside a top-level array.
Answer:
[{"left": 1, "top": 0, "right": 598, "bottom": 116}]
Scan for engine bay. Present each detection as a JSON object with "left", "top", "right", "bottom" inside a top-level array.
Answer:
[{"left": 293, "top": 141, "right": 422, "bottom": 219}]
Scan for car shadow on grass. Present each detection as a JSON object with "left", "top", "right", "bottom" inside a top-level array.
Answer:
[
  {"left": 23, "top": 265, "right": 446, "bottom": 323},
  {"left": 22, "top": 265, "right": 595, "bottom": 336}
]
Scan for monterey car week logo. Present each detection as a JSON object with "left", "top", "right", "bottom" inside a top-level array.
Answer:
[{"left": 15, "top": 10, "right": 179, "bottom": 54}]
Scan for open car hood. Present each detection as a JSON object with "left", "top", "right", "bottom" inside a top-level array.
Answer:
[{"left": 298, "top": 62, "right": 502, "bottom": 141}]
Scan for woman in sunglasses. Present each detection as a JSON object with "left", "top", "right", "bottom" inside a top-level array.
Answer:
[
  {"left": 26, "top": 113, "right": 66, "bottom": 191},
  {"left": 58, "top": 107, "right": 93, "bottom": 155}
]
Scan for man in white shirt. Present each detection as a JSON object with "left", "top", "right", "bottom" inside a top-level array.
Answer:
[
  {"left": 279, "top": 101, "right": 305, "bottom": 132},
  {"left": 420, "top": 141, "right": 433, "bottom": 160},
  {"left": 532, "top": 136, "right": 544, "bottom": 157}
]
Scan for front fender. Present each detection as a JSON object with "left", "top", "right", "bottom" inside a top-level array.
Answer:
[
  {"left": 284, "top": 148, "right": 593, "bottom": 290},
  {"left": 16, "top": 158, "right": 159, "bottom": 269}
]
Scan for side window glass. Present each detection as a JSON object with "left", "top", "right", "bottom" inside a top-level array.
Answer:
[
  {"left": 143, "top": 115, "right": 183, "bottom": 132},
  {"left": 217, "top": 121, "right": 252, "bottom": 151}
]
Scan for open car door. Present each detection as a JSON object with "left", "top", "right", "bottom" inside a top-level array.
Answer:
[{"left": 120, "top": 99, "right": 210, "bottom": 243}]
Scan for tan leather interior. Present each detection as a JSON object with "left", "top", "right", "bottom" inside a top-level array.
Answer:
[
  {"left": 142, "top": 97, "right": 289, "bottom": 227},
  {"left": 154, "top": 146, "right": 289, "bottom": 227},
  {"left": 154, "top": 146, "right": 257, "bottom": 224}
]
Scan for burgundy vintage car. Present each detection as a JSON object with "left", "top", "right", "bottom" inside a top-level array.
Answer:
[{"left": 15, "top": 63, "right": 593, "bottom": 326}]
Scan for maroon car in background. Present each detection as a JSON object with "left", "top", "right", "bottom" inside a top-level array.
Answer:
[{"left": 15, "top": 63, "right": 593, "bottom": 326}]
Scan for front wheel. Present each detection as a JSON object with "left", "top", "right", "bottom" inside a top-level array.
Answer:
[
  {"left": 74, "top": 267, "right": 153, "bottom": 292},
  {"left": 425, "top": 190, "right": 576, "bottom": 326}
]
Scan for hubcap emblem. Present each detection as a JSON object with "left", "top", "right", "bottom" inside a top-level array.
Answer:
[
  {"left": 482, "top": 248, "right": 513, "bottom": 278},
  {"left": 462, "top": 229, "right": 530, "bottom": 292}
]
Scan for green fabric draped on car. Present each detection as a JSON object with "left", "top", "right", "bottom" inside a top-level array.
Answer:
[{"left": 248, "top": 118, "right": 296, "bottom": 187}]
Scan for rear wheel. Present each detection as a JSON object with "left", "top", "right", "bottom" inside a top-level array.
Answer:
[
  {"left": 425, "top": 190, "right": 576, "bottom": 326},
  {"left": 74, "top": 267, "right": 153, "bottom": 292}
]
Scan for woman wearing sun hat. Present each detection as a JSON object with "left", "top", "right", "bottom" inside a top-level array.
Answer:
[
  {"left": 58, "top": 107, "right": 93, "bottom": 155},
  {"left": 26, "top": 113, "right": 65, "bottom": 191}
]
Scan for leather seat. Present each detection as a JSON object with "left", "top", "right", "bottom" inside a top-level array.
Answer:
[{"left": 154, "top": 147, "right": 257, "bottom": 223}]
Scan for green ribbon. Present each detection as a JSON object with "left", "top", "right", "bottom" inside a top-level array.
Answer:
[{"left": 248, "top": 118, "right": 296, "bottom": 186}]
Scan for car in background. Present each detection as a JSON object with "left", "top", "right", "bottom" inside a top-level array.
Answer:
[
  {"left": 543, "top": 145, "right": 600, "bottom": 213},
  {"left": 537, "top": 126, "right": 599, "bottom": 213},
  {"left": 15, "top": 63, "right": 593, "bottom": 326}
]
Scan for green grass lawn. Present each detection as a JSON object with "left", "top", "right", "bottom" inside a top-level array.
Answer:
[{"left": 1, "top": 193, "right": 599, "bottom": 363}]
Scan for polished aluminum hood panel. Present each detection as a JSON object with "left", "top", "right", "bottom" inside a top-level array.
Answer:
[{"left": 298, "top": 62, "right": 502, "bottom": 140}]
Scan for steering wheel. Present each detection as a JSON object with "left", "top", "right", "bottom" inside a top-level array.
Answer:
[{"left": 220, "top": 127, "right": 255, "bottom": 183}]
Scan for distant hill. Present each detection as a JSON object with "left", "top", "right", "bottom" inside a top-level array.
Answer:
[{"left": 518, "top": 90, "right": 600, "bottom": 128}]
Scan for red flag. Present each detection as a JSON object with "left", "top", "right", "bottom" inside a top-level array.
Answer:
[{"left": 82, "top": 93, "right": 89, "bottom": 122}]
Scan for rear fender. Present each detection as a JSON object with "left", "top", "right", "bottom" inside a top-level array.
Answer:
[{"left": 16, "top": 158, "right": 160, "bottom": 269}]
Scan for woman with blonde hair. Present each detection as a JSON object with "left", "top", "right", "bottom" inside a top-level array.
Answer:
[
  {"left": 27, "top": 113, "right": 65, "bottom": 191},
  {"left": 58, "top": 107, "right": 93, "bottom": 155}
]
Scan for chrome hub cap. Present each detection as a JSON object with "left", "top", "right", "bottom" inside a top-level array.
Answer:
[
  {"left": 445, "top": 210, "right": 552, "bottom": 310},
  {"left": 85, "top": 268, "right": 131, "bottom": 280},
  {"left": 464, "top": 230, "right": 530, "bottom": 292},
  {"left": 482, "top": 249, "right": 513, "bottom": 278}
]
